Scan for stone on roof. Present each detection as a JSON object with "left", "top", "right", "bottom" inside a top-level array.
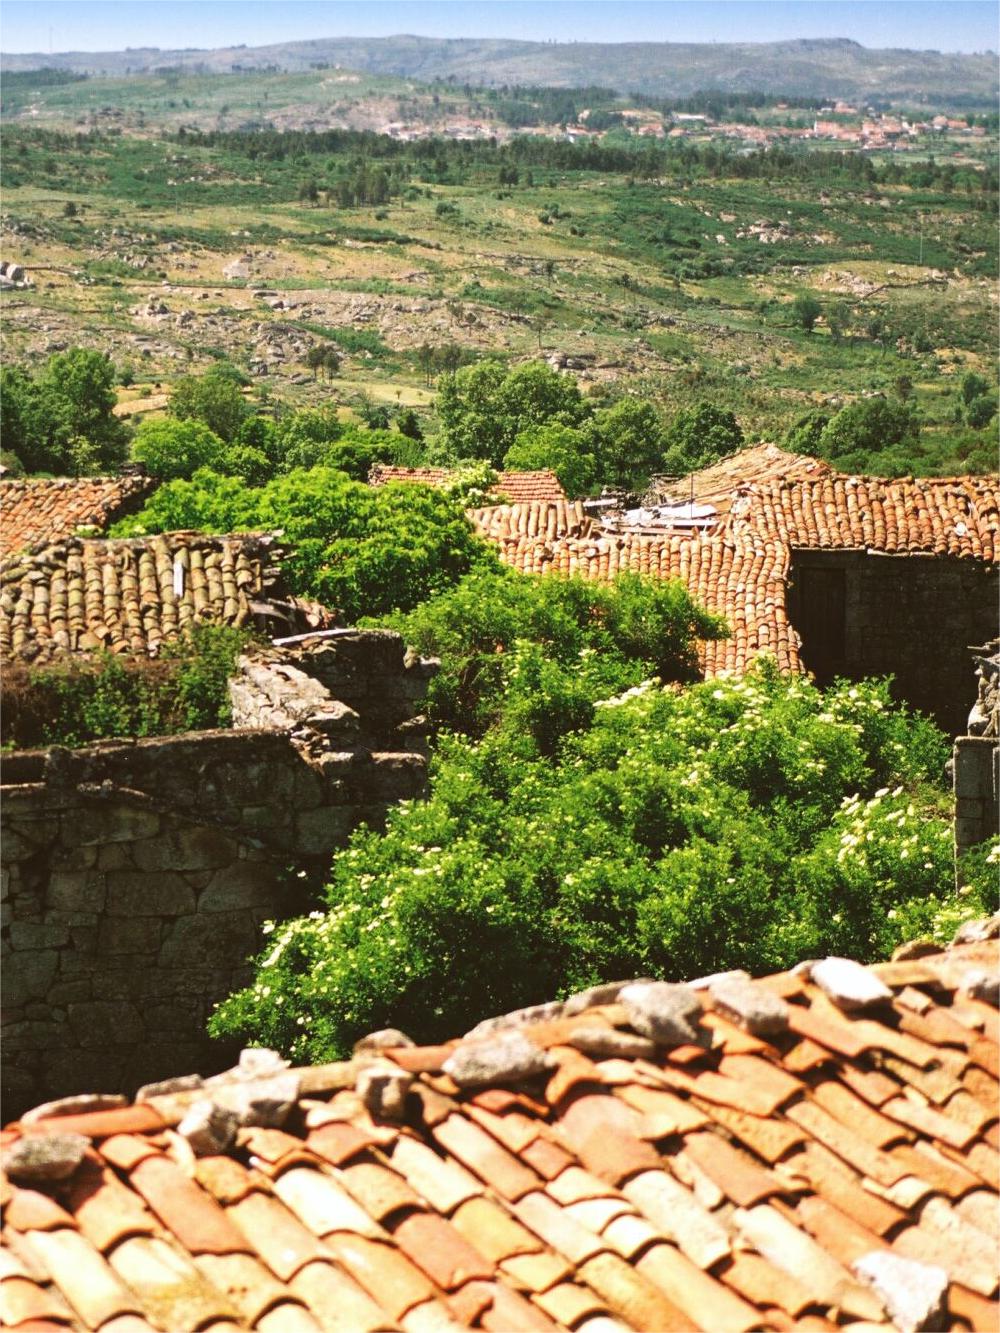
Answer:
[
  {"left": 0, "top": 473, "right": 158, "bottom": 558},
  {"left": 2, "top": 937, "right": 997, "bottom": 1331}
]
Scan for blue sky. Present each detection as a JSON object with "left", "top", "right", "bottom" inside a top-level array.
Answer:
[{"left": 2, "top": 1, "right": 997, "bottom": 55}]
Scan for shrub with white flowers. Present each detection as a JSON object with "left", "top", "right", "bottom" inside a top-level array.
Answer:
[{"left": 211, "top": 661, "right": 987, "bottom": 1063}]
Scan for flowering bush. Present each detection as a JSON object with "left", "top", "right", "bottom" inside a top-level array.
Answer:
[{"left": 211, "top": 667, "right": 981, "bottom": 1063}]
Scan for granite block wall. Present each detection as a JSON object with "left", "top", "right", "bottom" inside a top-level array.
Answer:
[{"left": 1, "top": 631, "right": 436, "bottom": 1117}]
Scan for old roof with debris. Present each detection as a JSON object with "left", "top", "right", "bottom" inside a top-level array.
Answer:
[
  {"left": 477, "top": 527, "right": 796, "bottom": 677},
  {"left": 2, "top": 937, "right": 997, "bottom": 1332},
  {"left": 0, "top": 475, "right": 159, "bottom": 560},
  {"left": 0, "top": 533, "right": 331, "bottom": 663},
  {"left": 370, "top": 466, "right": 567, "bottom": 505},
  {"left": 468, "top": 466, "right": 999, "bottom": 679},
  {"left": 649, "top": 444, "right": 834, "bottom": 515}
]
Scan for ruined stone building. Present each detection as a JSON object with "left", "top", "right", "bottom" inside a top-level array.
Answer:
[{"left": 468, "top": 448, "right": 999, "bottom": 737}]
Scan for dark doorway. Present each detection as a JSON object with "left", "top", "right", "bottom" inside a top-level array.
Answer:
[{"left": 793, "top": 564, "right": 846, "bottom": 683}]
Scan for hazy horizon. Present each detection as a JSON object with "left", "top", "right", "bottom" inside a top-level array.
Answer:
[{"left": 2, "top": 1, "right": 997, "bottom": 57}]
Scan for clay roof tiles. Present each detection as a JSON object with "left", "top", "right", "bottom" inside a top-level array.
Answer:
[
  {"left": 0, "top": 532, "right": 328, "bottom": 664},
  {"left": 370, "top": 466, "right": 567, "bottom": 505},
  {"left": 0, "top": 475, "right": 158, "bottom": 559},
  {"left": 735, "top": 474, "right": 999, "bottom": 562},
  {"left": 2, "top": 937, "right": 996, "bottom": 1333}
]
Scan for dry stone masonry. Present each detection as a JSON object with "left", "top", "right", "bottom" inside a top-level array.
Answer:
[{"left": 1, "top": 630, "right": 437, "bottom": 1116}]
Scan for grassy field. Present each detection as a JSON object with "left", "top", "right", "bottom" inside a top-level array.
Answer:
[{"left": 1, "top": 109, "right": 996, "bottom": 455}]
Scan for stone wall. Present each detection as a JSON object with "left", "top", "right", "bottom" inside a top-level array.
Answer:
[
  {"left": 1, "top": 630, "right": 435, "bottom": 1117},
  {"left": 953, "top": 736, "right": 1000, "bottom": 861},
  {"left": 787, "top": 550, "right": 998, "bottom": 735}
]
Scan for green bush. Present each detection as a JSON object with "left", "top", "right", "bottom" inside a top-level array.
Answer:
[
  {"left": 382, "top": 569, "right": 724, "bottom": 738},
  {"left": 211, "top": 665, "right": 970, "bottom": 1063},
  {"left": 2, "top": 625, "right": 249, "bottom": 748}
]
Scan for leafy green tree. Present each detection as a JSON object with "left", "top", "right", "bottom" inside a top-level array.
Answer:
[
  {"left": 965, "top": 393, "right": 998, "bottom": 430},
  {"left": 113, "top": 467, "right": 498, "bottom": 620},
  {"left": 818, "top": 396, "right": 920, "bottom": 471},
  {"left": 784, "top": 411, "right": 831, "bottom": 456},
  {"left": 437, "top": 359, "right": 590, "bottom": 466},
  {"left": 1, "top": 349, "right": 128, "bottom": 475},
  {"left": 661, "top": 402, "right": 744, "bottom": 475},
  {"left": 395, "top": 408, "right": 424, "bottom": 442},
  {"left": 169, "top": 368, "right": 250, "bottom": 442},
  {"left": 791, "top": 291, "right": 822, "bottom": 334},
  {"left": 131, "top": 418, "right": 225, "bottom": 481},
  {"left": 960, "top": 371, "right": 990, "bottom": 406},
  {"left": 503, "top": 423, "right": 596, "bottom": 497},
  {"left": 586, "top": 398, "right": 666, "bottom": 490}
]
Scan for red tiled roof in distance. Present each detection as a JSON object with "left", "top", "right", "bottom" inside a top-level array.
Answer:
[
  {"left": 3, "top": 935, "right": 997, "bottom": 1332},
  {"left": 0, "top": 474, "right": 158, "bottom": 558},
  {"left": 370, "top": 465, "right": 567, "bottom": 504}
]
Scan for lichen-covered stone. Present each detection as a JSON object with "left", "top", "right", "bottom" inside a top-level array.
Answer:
[
  {"left": 354, "top": 1028, "right": 415, "bottom": 1053},
  {"left": 178, "top": 1100, "right": 239, "bottom": 1156},
  {"left": 709, "top": 975, "right": 790, "bottom": 1037},
  {"left": 6, "top": 1132, "right": 89, "bottom": 1183},
  {"left": 443, "top": 1031, "right": 553, "bottom": 1089},
  {"left": 618, "top": 981, "right": 704, "bottom": 1046},
  {"left": 356, "top": 1062, "right": 413, "bottom": 1121},
  {"left": 213, "top": 1072, "right": 300, "bottom": 1128},
  {"left": 567, "top": 1027, "right": 658, "bottom": 1060},
  {"left": 21, "top": 1092, "right": 127, "bottom": 1125},
  {"left": 465, "top": 1000, "right": 566, "bottom": 1039}
]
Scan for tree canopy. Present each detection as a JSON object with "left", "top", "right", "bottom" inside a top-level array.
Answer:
[
  {"left": 437, "top": 359, "right": 589, "bottom": 467},
  {"left": 0, "top": 349, "right": 128, "bottom": 476}
]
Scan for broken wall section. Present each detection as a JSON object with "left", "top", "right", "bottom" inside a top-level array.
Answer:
[{"left": 1, "top": 630, "right": 437, "bottom": 1117}]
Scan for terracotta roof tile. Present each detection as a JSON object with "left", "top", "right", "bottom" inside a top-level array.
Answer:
[
  {"left": 370, "top": 466, "right": 566, "bottom": 505},
  {"left": 324, "top": 1232, "right": 435, "bottom": 1321},
  {"left": 0, "top": 476, "right": 158, "bottom": 559},
  {"left": 0, "top": 532, "right": 330, "bottom": 664},
  {"left": 3, "top": 939, "right": 997, "bottom": 1331}
]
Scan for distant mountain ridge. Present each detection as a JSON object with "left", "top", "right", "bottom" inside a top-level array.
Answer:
[{"left": 2, "top": 33, "right": 997, "bottom": 104}]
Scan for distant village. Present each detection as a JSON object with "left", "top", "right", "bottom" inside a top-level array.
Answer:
[{"left": 378, "top": 103, "right": 988, "bottom": 151}]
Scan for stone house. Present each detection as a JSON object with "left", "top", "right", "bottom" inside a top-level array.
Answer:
[{"left": 470, "top": 451, "right": 999, "bottom": 735}]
